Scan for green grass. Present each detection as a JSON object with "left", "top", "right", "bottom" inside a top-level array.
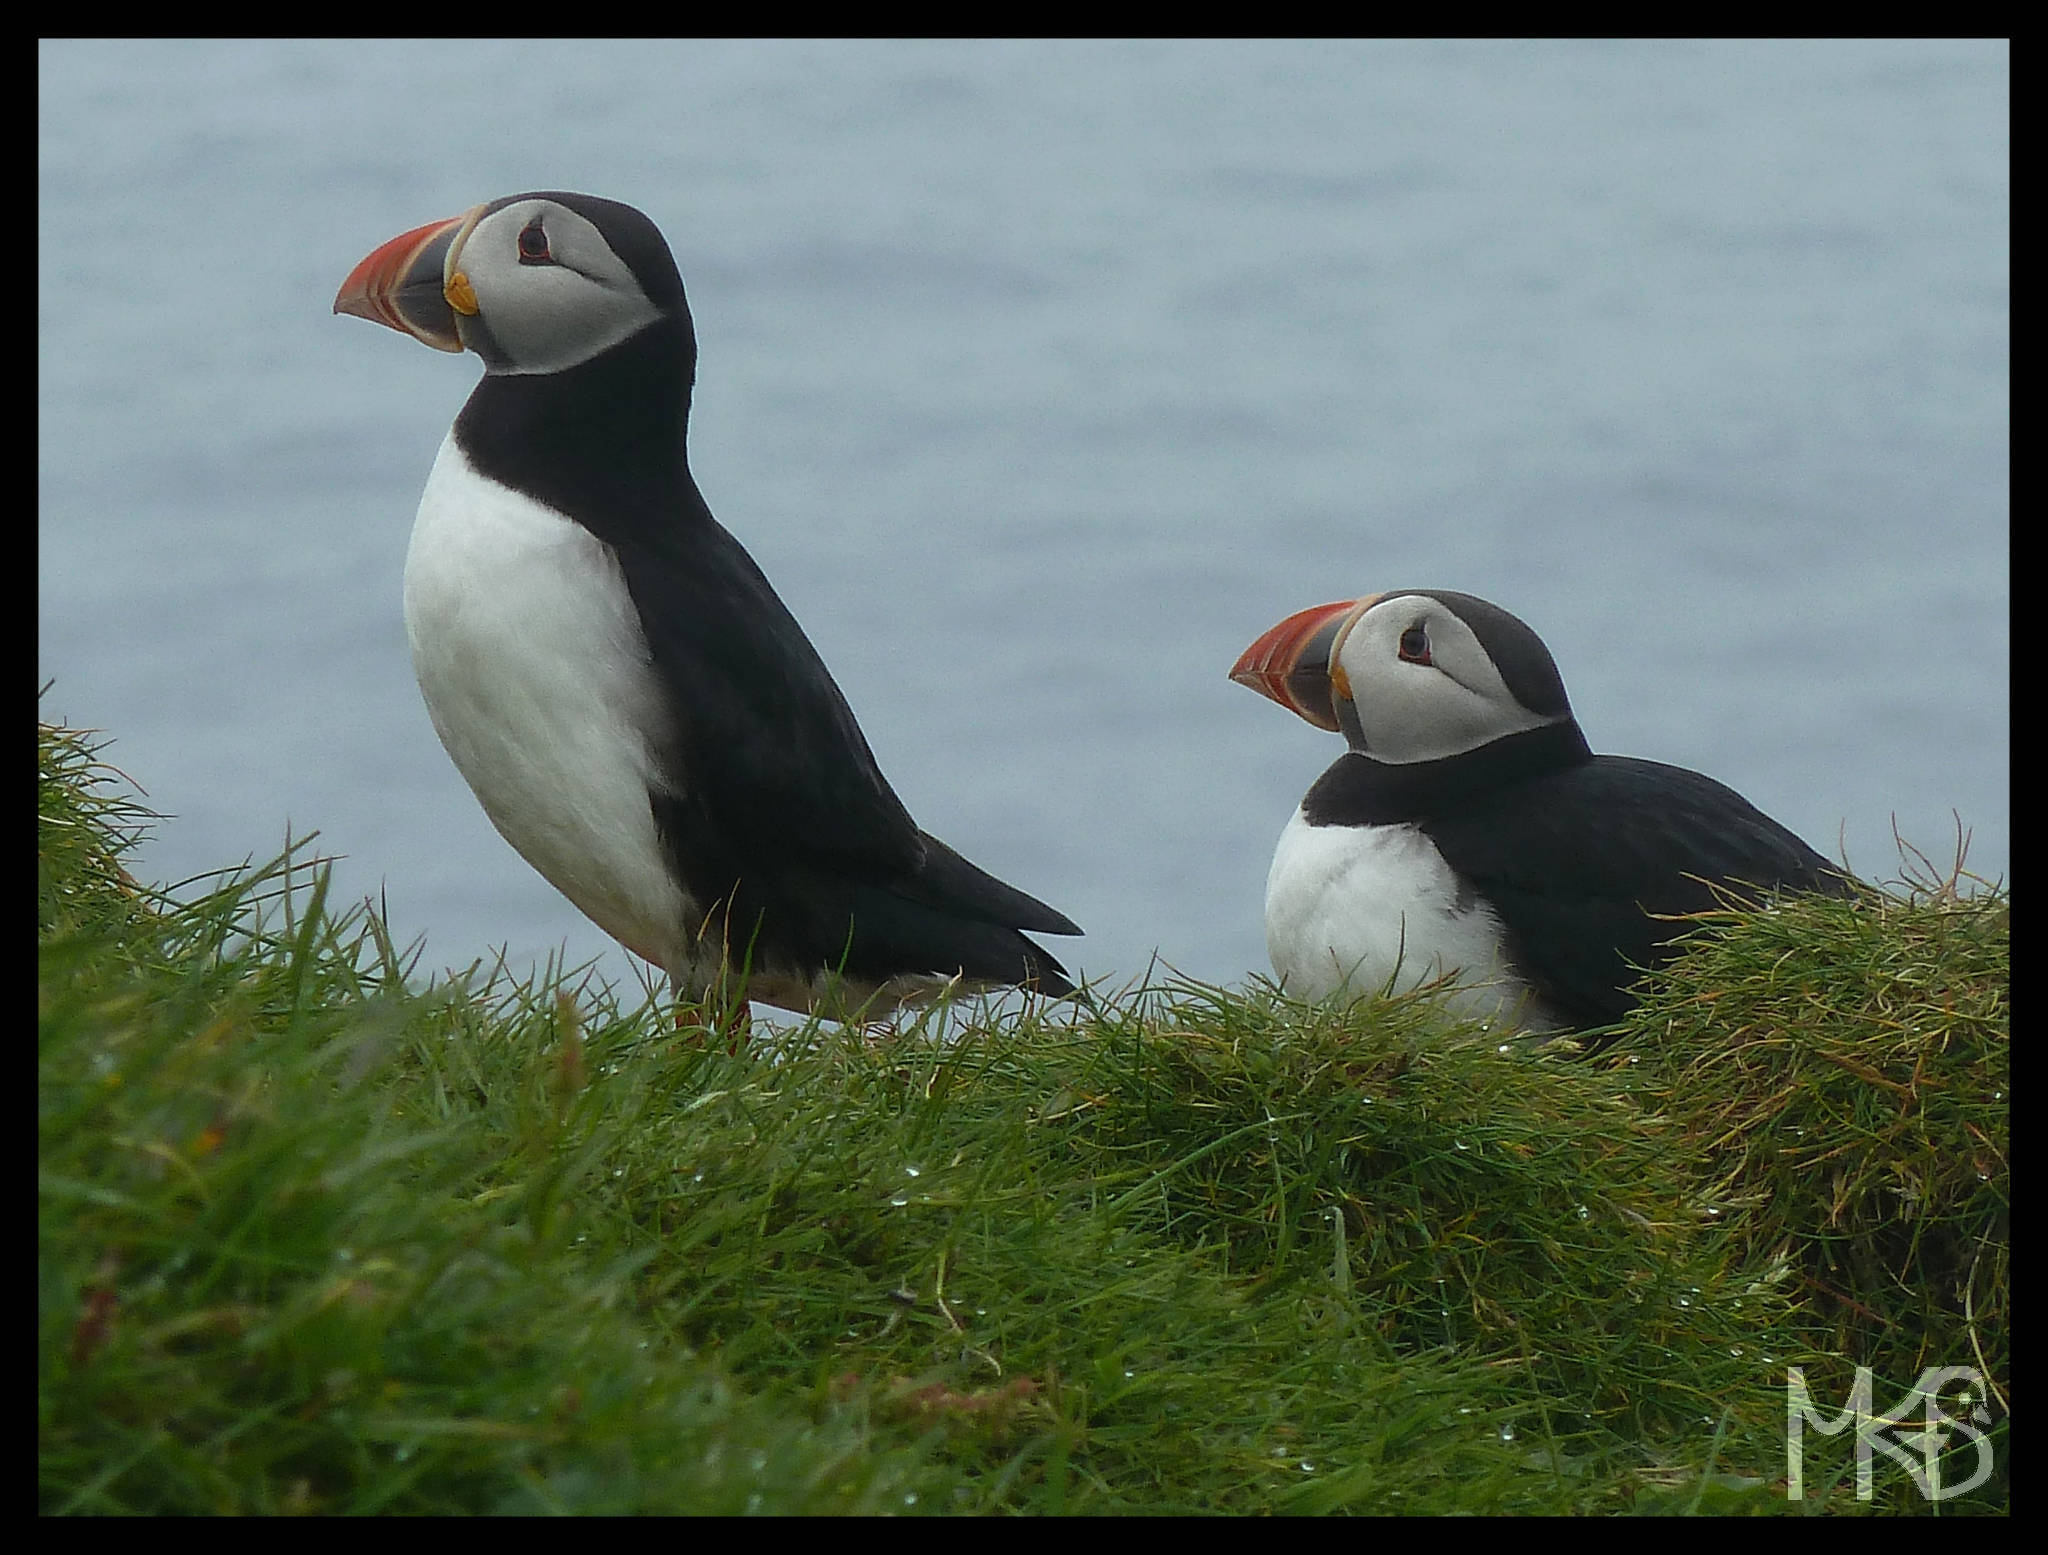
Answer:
[{"left": 39, "top": 718, "right": 2008, "bottom": 1513}]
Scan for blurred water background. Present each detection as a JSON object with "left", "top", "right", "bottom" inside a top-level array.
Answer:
[{"left": 38, "top": 39, "right": 2008, "bottom": 1004}]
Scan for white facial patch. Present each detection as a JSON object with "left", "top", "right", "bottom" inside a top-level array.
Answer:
[
  {"left": 455, "top": 199, "right": 664, "bottom": 374},
  {"left": 1334, "top": 597, "right": 1561, "bottom": 764}
]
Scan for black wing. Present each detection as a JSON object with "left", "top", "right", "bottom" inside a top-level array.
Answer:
[
  {"left": 612, "top": 509, "right": 1078, "bottom": 986},
  {"left": 1424, "top": 755, "right": 1850, "bottom": 1028},
  {"left": 614, "top": 508, "right": 925, "bottom": 876}
]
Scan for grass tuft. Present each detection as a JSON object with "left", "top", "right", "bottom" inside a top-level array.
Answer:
[
  {"left": 1624, "top": 851, "right": 2009, "bottom": 1433},
  {"left": 40, "top": 719, "right": 2007, "bottom": 1513}
]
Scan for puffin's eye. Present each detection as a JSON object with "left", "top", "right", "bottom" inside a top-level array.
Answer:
[
  {"left": 1398, "top": 625, "right": 1432, "bottom": 665},
  {"left": 517, "top": 221, "right": 552, "bottom": 264}
]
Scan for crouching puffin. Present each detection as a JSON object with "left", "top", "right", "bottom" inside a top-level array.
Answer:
[
  {"left": 333, "top": 192, "right": 1078, "bottom": 1018},
  {"left": 1230, "top": 589, "right": 1851, "bottom": 1040}
]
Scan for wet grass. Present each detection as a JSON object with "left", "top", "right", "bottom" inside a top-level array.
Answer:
[{"left": 39, "top": 719, "right": 2007, "bottom": 1513}]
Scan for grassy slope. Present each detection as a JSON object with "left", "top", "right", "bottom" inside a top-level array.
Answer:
[{"left": 38, "top": 720, "right": 2008, "bottom": 1514}]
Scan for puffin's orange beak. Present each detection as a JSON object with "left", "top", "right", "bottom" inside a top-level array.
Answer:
[
  {"left": 333, "top": 204, "right": 487, "bottom": 353},
  {"left": 1229, "top": 596, "right": 1377, "bottom": 732}
]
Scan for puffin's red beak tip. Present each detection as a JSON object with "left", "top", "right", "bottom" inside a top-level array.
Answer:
[
  {"left": 1229, "top": 599, "right": 1360, "bottom": 733},
  {"left": 333, "top": 213, "right": 469, "bottom": 352}
]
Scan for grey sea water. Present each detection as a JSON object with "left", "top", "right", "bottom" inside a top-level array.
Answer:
[{"left": 38, "top": 39, "right": 2009, "bottom": 1002}]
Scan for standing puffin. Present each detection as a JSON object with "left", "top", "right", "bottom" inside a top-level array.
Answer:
[
  {"left": 333, "top": 192, "right": 1078, "bottom": 1017},
  {"left": 1230, "top": 589, "right": 1851, "bottom": 1037}
]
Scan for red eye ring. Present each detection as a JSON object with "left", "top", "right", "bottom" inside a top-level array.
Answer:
[
  {"left": 1397, "top": 625, "right": 1432, "bottom": 665},
  {"left": 517, "top": 222, "right": 551, "bottom": 263}
]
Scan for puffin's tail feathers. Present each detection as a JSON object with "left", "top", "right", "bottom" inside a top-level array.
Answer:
[{"left": 906, "top": 830, "right": 1081, "bottom": 939}]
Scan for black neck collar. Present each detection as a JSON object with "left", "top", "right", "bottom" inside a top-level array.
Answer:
[
  {"left": 1300, "top": 721, "right": 1594, "bottom": 827},
  {"left": 451, "top": 317, "right": 705, "bottom": 544}
]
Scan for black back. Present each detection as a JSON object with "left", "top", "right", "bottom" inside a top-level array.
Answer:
[
  {"left": 453, "top": 240, "right": 1076, "bottom": 993},
  {"left": 1302, "top": 729, "right": 1850, "bottom": 1030}
]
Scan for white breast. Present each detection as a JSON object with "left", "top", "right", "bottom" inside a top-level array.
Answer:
[
  {"left": 402, "top": 433, "right": 694, "bottom": 976},
  {"left": 1263, "top": 807, "right": 1561, "bottom": 1030}
]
